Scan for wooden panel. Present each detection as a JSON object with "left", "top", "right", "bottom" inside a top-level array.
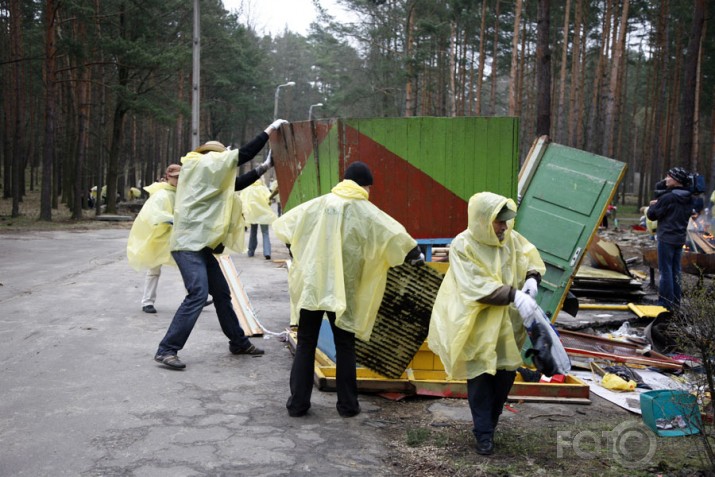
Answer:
[{"left": 270, "top": 117, "right": 520, "bottom": 239}]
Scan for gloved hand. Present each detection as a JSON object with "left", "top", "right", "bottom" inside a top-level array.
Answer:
[
  {"left": 409, "top": 252, "right": 425, "bottom": 266},
  {"left": 254, "top": 152, "right": 273, "bottom": 176},
  {"left": 261, "top": 151, "right": 273, "bottom": 169},
  {"left": 521, "top": 277, "right": 538, "bottom": 298},
  {"left": 269, "top": 119, "right": 289, "bottom": 131},
  {"left": 514, "top": 290, "right": 538, "bottom": 328}
]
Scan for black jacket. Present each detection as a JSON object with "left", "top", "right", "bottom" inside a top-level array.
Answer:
[
  {"left": 235, "top": 132, "right": 269, "bottom": 191},
  {"left": 647, "top": 187, "right": 693, "bottom": 246}
]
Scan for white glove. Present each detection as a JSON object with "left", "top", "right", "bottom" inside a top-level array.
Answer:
[
  {"left": 261, "top": 151, "right": 273, "bottom": 169},
  {"left": 521, "top": 278, "right": 538, "bottom": 298},
  {"left": 409, "top": 252, "right": 425, "bottom": 266},
  {"left": 514, "top": 290, "right": 538, "bottom": 328},
  {"left": 269, "top": 119, "right": 289, "bottom": 131}
]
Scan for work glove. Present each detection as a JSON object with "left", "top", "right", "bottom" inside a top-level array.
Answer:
[
  {"left": 514, "top": 290, "right": 538, "bottom": 328},
  {"left": 254, "top": 152, "right": 273, "bottom": 176},
  {"left": 409, "top": 252, "right": 425, "bottom": 266},
  {"left": 521, "top": 277, "right": 538, "bottom": 298},
  {"left": 269, "top": 119, "right": 289, "bottom": 131}
]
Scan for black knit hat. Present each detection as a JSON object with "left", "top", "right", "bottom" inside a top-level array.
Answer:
[
  {"left": 344, "top": 161, "right": 373, "bottom": 186},
  {"left": 667, "top": 167, "right": 690, "bottom": 186}
]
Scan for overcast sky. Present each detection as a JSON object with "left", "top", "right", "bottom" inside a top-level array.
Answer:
[{"left": 221, "top": 0, "right": 352, "bottom": 37}]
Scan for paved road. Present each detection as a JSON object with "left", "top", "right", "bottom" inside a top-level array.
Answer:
[{"left": 0, "top": 227, "right": 398, "bottom": 476}]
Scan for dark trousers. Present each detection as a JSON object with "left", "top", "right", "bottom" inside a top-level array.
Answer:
[
  {"left": 287, "top": 309, "right": 360, "bottom": 416},
  {"left": 467, "top": 370, "right": 517, "bottom": 443}
]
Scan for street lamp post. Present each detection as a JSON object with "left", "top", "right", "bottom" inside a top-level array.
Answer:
[
  {"left": 308, "top": 103, "right": 324, "bottom": 120},
  {"left": 273, "top": 81, "right": 295, "bottom": 120}
]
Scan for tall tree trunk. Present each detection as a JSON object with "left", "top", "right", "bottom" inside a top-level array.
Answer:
[
  {"left": 568, "top": 0, "right": 583, "bottom": 146},
  {"left": 448, "top": 20, "right": 457, "bottom": 117},
  {"left": 535, "top": 0, "right": 551, "bottom": 138},
  {"left": 71, "top": 13, "right": 91, "bottom": 219},
  {"left": 489, "top": 0, "right": 501, "bottom": 114},
  {"left": 404, "top": 2, "right": 416, "bottom": 117},
  {"left": 603, "top": 0, "right": 629, "bottom": 158},
  {"left": 678, "top": 0, "right": 706, "bottom": 170},
  {"left": 557, "top": 0, "right": 571, "bottom": 143},
  {"left": 692, "top": 20, "right": 705, "bottom": 170},
  {"left": 508, "top": 0, "right": 523, "bottom": 116},
  {"left": 475, "top": 0, "right": 488, "bottom": 115},
  {"left": 9, "top": 0, "right": 23, "bottom": 216},
  {"left": 650, "top": 1, "right": 670, "bottom": 184},
  {"left": 587, "top": 0, "right": 612, "bottom": 152},
  {"left": 41, "top": 0, "right": 59, "bottom": 221}
]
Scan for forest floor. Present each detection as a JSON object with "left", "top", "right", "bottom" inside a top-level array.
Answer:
[{"left": 2, "top": 191, "right": 713, "bottom": 476}]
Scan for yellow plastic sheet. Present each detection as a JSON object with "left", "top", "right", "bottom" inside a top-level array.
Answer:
[
  {"left": 240, "top": 179, "right": 277, "bottom": 225},
  {"left": 427, "top": 192, "right": 546, "bottom": 380},
  {"left": 273, "top": 179, "right": 417, "bottom": 341},
  {"left": 170, "top": 149, "right": 243, "bottom": 253},
  {"left": 126, "top": 181, "right": 176, "bottom": 271}
]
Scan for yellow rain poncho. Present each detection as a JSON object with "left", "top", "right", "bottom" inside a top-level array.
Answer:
[
  {"left": 170, "top": 149, "right": 245, "bottom": 253},
  {"left": 240, "top": 179, "right": 277, "bottom": 225},
  {"left": 427, "top": 192, "right": 546, "bottom": 380},
  {"left": 273, "top": 179, "right": 418, "bottom": 341},
  {"left": 126, "top": 181, "right": 176, "bottom": 271}
]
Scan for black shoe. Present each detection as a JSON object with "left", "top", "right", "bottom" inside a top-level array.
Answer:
[
  {"left": 338, "top": 408, "right": 361, "bottom": 418},
  {"left": 288, "top": 408, "right": 309, "bottom": 417},
  {"left": 476, "top": 438, "right": 494, "bottom": 456},
  {"left": 264, "top": 255, "right": 271, "bottom": 260},
  {"left": 204, "top": 299, "right": 213, "bottom": 307},
  {"left": 154, "top": 354, "right": 186, "bottom": 369},
  {"left": 230, "top": 344, "right": 265, "bottom": 356},
  {"left": 142, "top": 305, "right": 157, "bottom": 314}
]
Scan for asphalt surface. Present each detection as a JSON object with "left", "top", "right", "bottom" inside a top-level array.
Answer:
[{"left": 0, "top": 226, "right": 403, "bottom": 476}]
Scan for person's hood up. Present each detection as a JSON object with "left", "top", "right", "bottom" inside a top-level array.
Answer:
[{"left": 467, "top": 192, "right": 516, "bottom": 247}]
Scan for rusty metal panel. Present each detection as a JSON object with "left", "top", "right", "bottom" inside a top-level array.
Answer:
[{"left": 270, "top": 117, "right": 519, "bottom": 239}]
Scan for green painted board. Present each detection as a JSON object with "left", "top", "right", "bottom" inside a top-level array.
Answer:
[{"left": 516, "top": 142, "right": 627, "bottom": 319}]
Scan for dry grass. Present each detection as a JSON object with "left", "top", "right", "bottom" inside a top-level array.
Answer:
[{"left": 0, "top": 189, "right": 132, "bottom": 232}]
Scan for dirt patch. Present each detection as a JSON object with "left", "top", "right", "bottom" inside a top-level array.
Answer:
[{"left": 373, "top": 393, "right": 707, "bottom": 476}]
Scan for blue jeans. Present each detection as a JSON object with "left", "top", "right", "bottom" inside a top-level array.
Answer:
[
  {"left": 248, "top": 224, "right": 271, "bottom": 258},
  {"left": 156, "top": 248, "right": 251, "bottom": 356},
  {"left": 657, "top": 241, "right": 683, "bottom": 309},
  {"left": 467, "top": 370, "right": 516, "bottom": 444}
]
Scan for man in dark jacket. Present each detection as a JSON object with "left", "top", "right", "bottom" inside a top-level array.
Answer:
[{"left": 647, "top": 167, "right": 694, "bottom": 310}]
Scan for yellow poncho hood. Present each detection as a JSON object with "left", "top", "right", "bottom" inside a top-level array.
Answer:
[
  {"left": 427, "top": 192, "right": 545, "bottom": 380},
  {"left": 126, "top": 181, "right": 176, "bottom": 270},
  {"left": 273, "top": 179, "right": 417, "bottom": 341},
  {"left": 170, "top": 149, "right": 245, "bottom": 253}
]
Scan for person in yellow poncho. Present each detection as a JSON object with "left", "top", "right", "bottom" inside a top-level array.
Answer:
[
  {"left": 154, "top": 120, "right": 288, "bottom": 370},
  {"left": 127, "top": 164, "right": 182, "bottom": 314},
  {"left": 427, "top": 192, "right": 545, "bottom": 456},
  {"left": 273, "top": 161, "right": 424, "bottom": 418},
  {"left": 241, "top": 177, "right": 277, "bottom": 260}
]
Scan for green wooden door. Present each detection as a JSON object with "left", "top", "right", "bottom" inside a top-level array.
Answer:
[{"left": 515, "top": 142, "right": 627, "bottom": 319}]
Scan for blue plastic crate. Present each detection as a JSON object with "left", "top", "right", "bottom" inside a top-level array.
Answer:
[{"left": 640, "top": 390, "right": 701, "bottom": 437}]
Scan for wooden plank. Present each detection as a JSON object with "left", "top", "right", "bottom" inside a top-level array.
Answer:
[{"left": 217, "top": 255, "right": 263, "bottom": 337}]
